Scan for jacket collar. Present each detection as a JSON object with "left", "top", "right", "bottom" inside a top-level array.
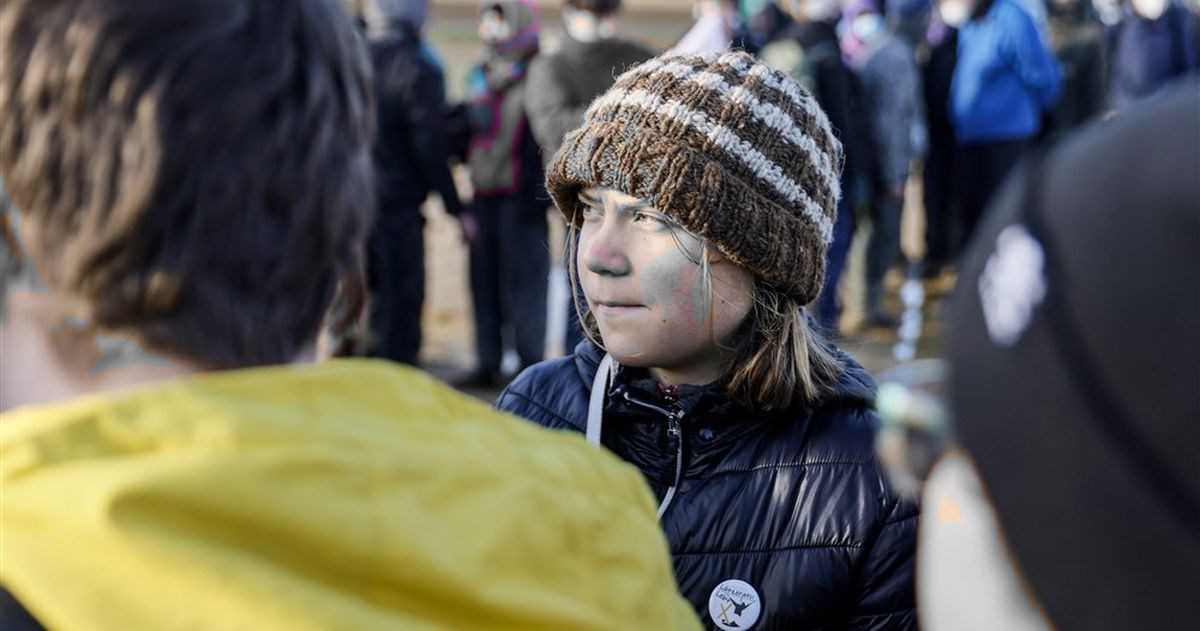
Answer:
[{"left": 571, "top": 339, "right": 877, "bottom": 423}]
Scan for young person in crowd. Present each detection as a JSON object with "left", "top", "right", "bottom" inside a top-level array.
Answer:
[
  {"left": 843, "top": 0, "right": 928, "bottom": 327},
  {"left": 499, "top": 51, "right": 918, "bottom": 630},
  {"left": 1106, "top": 0, "right": 1198, "bottom": 111},
  {"left": 761, "top": 0, "right": 869, "bottom": 333},
  {"left": 359, "top": 0, "right": 467, "bottom": 365},
  {"left": 950, "top": 0, "right": 1060, "bottom": 251},
  {"left": 462, "top": 0, "right": 550, "bottom": 386}
]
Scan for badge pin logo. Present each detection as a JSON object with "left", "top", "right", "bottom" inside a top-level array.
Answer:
[
  {"left": 708, "top": 579, "right": 762, "bottom": 630},
  {"left": 978, "top": 224, "right": 1047, "bottom": 347}
]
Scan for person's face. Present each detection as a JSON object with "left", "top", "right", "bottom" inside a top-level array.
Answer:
[
  {"left": 1130, "top": 0, "right": 1166, "bottom": 19},
  {"left": 938, "top": 0, "right": 973, "bottom": 25},
  {"left": 576, "top": 188, "right": 754, "bottom": 381},
  {"left": 478, "top": 7, "right": 511, "bottom": 43},
  {"left": 797, "top": 0, "right": 841, "bottom": 21},
  {"left": 563, "top": 7, "right": 617, "bottom": 41}
]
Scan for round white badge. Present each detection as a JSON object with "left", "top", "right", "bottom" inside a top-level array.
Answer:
[{"left": 708, "top": 579, "right": 762, "bottom": 630}]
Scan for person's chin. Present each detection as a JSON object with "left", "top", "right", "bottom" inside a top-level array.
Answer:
[{"left": 596, "top": 331, "right": 656, "bottom": 365}]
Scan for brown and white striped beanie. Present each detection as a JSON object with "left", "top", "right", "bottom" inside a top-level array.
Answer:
[{"left": 546, "top": 50, "right": 844, "bottom": 305}]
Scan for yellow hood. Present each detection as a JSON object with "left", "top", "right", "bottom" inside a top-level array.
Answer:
[{"left": 1, "top": 359, "right": 699, "bottom": 630}]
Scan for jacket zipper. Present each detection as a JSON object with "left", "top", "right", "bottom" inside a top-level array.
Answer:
[{"left": 619, "top": 389, "right": 685, "bottom": 518}]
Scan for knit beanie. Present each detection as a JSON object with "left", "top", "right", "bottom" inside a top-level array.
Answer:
[{"left": 545, "top": 51, "right": 843, "bottom": 305}]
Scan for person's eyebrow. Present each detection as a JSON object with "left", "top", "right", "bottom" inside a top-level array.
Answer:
[
  {"left": 608, "top": 195, "right": 652, "bottom": 214},
  {"left": 580, "top": 189, "right": 657, "bottom": 215}
]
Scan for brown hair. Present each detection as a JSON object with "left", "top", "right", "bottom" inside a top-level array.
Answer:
[
  {"left": 567, "top": 223, "right": 843, "bottom": 412},
  {"left": 722, "top": 282, "right": 844, "bottom": 411},
  {"left": 0, "top": 0, "right": 375, "bottom": 369}
]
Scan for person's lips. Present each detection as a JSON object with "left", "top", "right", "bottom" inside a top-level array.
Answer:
[{"left": 593, "top": 300, "right": 646, "bottom": 316}]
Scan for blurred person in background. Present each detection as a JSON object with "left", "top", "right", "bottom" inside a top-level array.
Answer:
[
  {"left": 921, "top": 0, "right": 963, "bottom": 278},
  {"left": 888, "top": 0, "right": 937, "bottom": 48},
  {"left": 877, "top": 81, "right": 1199, "bottom": 630},
  {"left": 359, "top": 0, "right": 468, "bottom": 366},
  {"left": 844, "top": 0, "right": 928, "bottom": 328},
  {"left": 671, "top": 0, "right": 741, "bottom": 54},
  {"left": 1106, "top": 0, "right": 1198, "bottom": 111},
  {"left": 950, "top": 0, "right": 1059, "bottom": 253},
  {"left": 525, "top": 0, "right": 655, "bottom": 355},
  {"left": 461, "top": 0, "right": 550, "bottom": 387},
  {"left": 731, "top": 0, "right": 794, "bottom": 52},
  {"left": 762, "top": 0, "right": 870, "bottom": 334},
  {"left": 0, "top": 1, "right": 701, "bottom": 629},
  {"left": 524, "top": 0, "right": 655, "bottom": 162},
  {"left": 1042, "top": 0, "right": 1109, "bottom": 135}
]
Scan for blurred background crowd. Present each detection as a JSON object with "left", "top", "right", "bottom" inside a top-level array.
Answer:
[{"left": 333, "top": 0, "right": 1199, "bottom": 397}]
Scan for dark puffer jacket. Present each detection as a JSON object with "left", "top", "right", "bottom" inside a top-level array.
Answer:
[{"left": 497, "top": 341, "right": 918, "bottom": 630}]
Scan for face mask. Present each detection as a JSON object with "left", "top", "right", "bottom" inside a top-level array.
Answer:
[
  {"left": 1130, "top": 0, "right": 1167, "bottom": 19},
  {"left": 801, "top": 0, "right": 840, "bottom": 21},
  {"left": 939, "top": 0, "right": 971, "bottom": 26},
  {"left": 564, "top": 7, "right": 615, "bottom": 42},
  {"left": 478, "top": 9, "right": 512, "bottom": 43},
  {"left": 851, "top": 12, "right": 886, "bottom": 41}
]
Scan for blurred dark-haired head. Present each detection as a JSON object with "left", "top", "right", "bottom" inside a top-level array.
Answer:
[
  {"left": 0, "top": 0, "right": 376, "bottom": 369},
  {"left": 357, "top": 0, "right": 429, "bottom": 37}
]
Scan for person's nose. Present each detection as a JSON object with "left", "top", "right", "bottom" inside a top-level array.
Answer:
[{"left": 581, "top": 219, "right": 632, "bottom": 277}]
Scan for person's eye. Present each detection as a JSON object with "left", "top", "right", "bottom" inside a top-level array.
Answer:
[
  {"left": 580, "top": 203, "right": 604, "bottom": 222},
  {"left": 633, "top": 210, "right": 671, "bottom": 229}
]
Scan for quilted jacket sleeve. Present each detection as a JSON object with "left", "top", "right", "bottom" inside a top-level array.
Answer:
[{"left": 843, "top": 485, "right": 920, "bottom": 630}]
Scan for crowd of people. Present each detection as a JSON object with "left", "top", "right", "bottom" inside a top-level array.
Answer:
[
  {"left": 355, "top": 0, "right": 1198, "bottom": 378},
  {"left": 0, "top": 0, "right": 1196, "bottom": 629}
]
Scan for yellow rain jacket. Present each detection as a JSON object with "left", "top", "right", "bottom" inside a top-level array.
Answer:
[{"left": 0, "top": 359, "right": 700, "bottom": 630}]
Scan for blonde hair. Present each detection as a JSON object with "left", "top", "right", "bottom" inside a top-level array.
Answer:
[{"left": 566, "top": 223, "right": 843, "bottom": 412}]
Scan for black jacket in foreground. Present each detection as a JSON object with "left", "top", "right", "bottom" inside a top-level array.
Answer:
[{"left": 497, "top": 341, "right": 918, "bottom": 630}]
